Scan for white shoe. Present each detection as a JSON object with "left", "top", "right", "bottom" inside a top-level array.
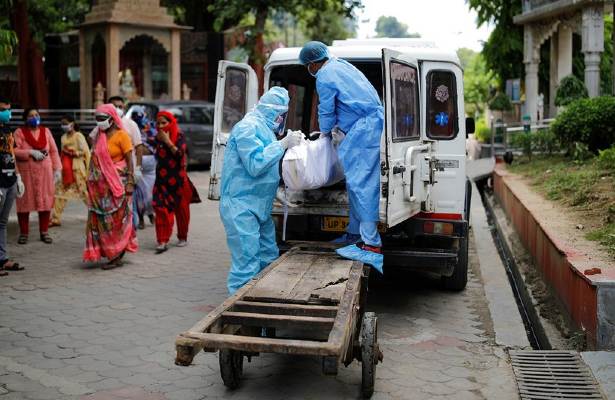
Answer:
[
  {"left": 176, "top": 240, "right": 188, "bottom": 247},
  {"left": 155, "top": 243, "right": 168, "bottom": 254}
]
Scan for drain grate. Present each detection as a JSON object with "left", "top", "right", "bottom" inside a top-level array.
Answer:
[{"left": 510, "top": 350, "right": 604, "bottom": 399}]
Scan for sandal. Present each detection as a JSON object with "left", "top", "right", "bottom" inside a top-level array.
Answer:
[
  {"left": 49, "top": 221, "right": 61, "bottom": 228},
  {"left": 102, "top": 252, "right": 125, "bottom": 270},
  {"left": 138, "top": 220, "right": 145, "bottom": 230},
  {"left": 155, "top": 243, "right": 168, "bottom": 254},
  {"left": 17, "top": 235, "right": 28, "bottom": 245},
  {"left": 0, "top": 271, "right": 7, "bottom": 276},
  {"left": 40, "top": 233, "right": 53, "bottom": 244},
  {"left": 0, "top": 260, "right": 23, "bottom": 271}
]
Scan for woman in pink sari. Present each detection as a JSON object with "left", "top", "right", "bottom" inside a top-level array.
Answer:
[{"left": 83, "top": 104, "right": 138, "bottom": 269}]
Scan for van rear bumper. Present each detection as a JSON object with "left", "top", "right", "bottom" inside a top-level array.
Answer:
[{"left": 383, "top": 247, "right": 457, "bottom": 276}]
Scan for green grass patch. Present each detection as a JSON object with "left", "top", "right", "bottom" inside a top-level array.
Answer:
[
  {"left": 508, "top": 155, "right": 615, "bottom": 258},
  {"left": 586, "top": 224, "right": 615, "bottom": 258}
]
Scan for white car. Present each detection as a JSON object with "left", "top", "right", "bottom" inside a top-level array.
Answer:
[{"left": 209, "top": 39, "right": 474, "bottom": 291}]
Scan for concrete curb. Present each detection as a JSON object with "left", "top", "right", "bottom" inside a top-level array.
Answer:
[
  {"left": 470, "top": 181, "right": 531, "bottom": 349},
  {"left": 493, "top": 164, "right": 615, "bottom": 350}
]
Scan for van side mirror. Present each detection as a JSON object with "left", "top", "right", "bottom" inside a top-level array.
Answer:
[{"left": 465, "top": 117, "right": 475, "bottom": 137}]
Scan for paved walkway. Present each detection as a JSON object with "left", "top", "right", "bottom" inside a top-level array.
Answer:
[{"left": 0, "top": 171, "right": 518, "bottom": 399}]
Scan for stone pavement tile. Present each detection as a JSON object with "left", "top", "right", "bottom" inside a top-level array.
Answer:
[
  {"left": 86, "top": 378, "right": 124, "bottom": 392},
  {"left": 80, "top": 386, "right": 167, "bottom": 400}
]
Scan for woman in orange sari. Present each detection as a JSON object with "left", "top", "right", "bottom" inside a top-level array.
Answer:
[{"left": 83, "top": 104, "right": 138, "bottom": 269}]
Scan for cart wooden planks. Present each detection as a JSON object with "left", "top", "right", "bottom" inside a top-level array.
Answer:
[{"left": 175, "top": 244, "right": 382, "bottom": 398}]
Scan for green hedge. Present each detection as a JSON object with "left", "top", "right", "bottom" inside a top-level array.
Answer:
[
  {"left": 551, "top": 96, "right": 615, "bottom": 153},
  {"left": 554, "top": 75, "right": 588, "bottom": 107}
]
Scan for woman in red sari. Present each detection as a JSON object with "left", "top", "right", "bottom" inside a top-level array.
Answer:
[
  {"left": 152, "top": 111, "right": 200, "bottom": 253},
  {"left": 83, "top": 104, "right": 138, "bottom": 269}
]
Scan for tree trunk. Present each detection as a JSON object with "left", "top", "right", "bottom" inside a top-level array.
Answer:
[
  {"left": 251, "top": 6, "right": 268, "bottom": 95},
  {"left": 11, "top": 0, "right": 48, "bottom": 108}
]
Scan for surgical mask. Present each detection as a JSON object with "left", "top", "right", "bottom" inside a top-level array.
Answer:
[
  {"left": 61, "top": 123, "right": 72, "bottom": 133},
  {"left": 308, "top": 64, "right": 318, "bottom": 77},
  {"left": 97, "top": 118, "right": 112, "bottom": 131},
  {"left": 0, "top": 109, "right": 10, "bottom": 124},
  {"left": 26, "top": 116, "right": 40, "bottom": 128},
  {"left": 115, "top": 107, "right": 124, "bottom": 118}
]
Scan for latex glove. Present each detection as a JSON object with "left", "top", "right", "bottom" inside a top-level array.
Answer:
[
  {"left": 279, "top": 130, "right": 303, "bottom": 150},
  {"left": 16, "top": 174, "right": 25, "bottom": 198},
  {"left": 30, "top": 150, "right": 45, "bottom": 161},
  {"left": 331, "top": 129, "right": 345, "bottom": 146},
  {"left": 134, "top": 168, "right": 143, "bottom": 183},
  {"left": 54, "top": 170, "right": 62, "bottom": 184}
]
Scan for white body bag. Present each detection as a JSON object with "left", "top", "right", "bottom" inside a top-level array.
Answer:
[{"left": 282, "top": 135, "right": 345, "bottom": 191}]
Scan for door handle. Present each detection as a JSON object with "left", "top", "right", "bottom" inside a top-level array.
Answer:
[
  {"left": 403, "top": 144, "right": 430, "bottom": 202},
  {"left": 392, "top": 165, "right": 406, "bottom": 174}
]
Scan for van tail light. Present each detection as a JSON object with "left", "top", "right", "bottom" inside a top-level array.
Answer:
[{"left": 423, "top": 221, "right": 454, "bottom": 235}]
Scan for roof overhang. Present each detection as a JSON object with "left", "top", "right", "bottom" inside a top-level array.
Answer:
[{"left": 514, "top": 0, "right": 614, "bottom": 25}]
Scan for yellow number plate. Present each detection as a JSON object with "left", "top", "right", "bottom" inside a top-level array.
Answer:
[{"left": 322, "top": 216, "right": 349, "bottom": 232}]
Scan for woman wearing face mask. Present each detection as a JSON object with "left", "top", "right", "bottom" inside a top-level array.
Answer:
[
  {"left": 83, "top": 104, "right": 138, "bottom": 269},
  {"left": 50, "top": 115, "right": 90, "bottom": 227},
  {"left": 13, "top": 108, "right": 61, "bottom": 244},
  {"left": 152, "top": 111, "right": 200, "bottom": 253}
]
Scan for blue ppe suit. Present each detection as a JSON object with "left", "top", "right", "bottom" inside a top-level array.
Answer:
[
  {"left": 219, "top": 87, "right": 289, "bottom": 294},
  {"left": 315, "top": 58, "right": 384, "bottom": 247}
]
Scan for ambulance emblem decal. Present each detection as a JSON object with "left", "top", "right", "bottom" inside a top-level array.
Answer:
[{"left": 435, "top": 85, "right": 450, "bottom": 103}]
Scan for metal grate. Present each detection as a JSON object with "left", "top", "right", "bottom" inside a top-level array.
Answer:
[{"left": 510, "top": 351, "right": 605, "bottom": 400}]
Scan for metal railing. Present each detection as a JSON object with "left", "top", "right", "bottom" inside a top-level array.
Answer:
[{"left": 490, "top": 118, "right": 555, "bottom": 156}]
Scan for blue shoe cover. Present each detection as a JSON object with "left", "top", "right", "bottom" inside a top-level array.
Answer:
[
  {"left": 336, "top": 244, "right": 383, "bottom": 274},
  {"left": 330, "top": 233, "right": 361, "bottom": 245}
]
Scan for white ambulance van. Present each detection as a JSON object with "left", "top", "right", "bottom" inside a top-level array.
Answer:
[{"left": 209, "top": 39, "right": 475, "bottom": 291}]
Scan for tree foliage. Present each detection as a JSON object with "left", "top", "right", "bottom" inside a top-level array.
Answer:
[
  {"left": 489, "top": 92, "right": 513, "bottom": 111},
  {"left": 208, "top": 0, "right": 361, "bottom": 64},
  {"left": 0, "top": 0, "right": 17, "bottom": 64},
  {"left": 374, "top": 16, "right": 419, "bottom": 38},
  {"left": 459, "top": 48, "right": 496, "bottom": 117},
  {"left": 555, "top": 75, "right": 588, "bottom": 107},
  {"left": 467, "top": 0, "right": 523, "bottom": 88}
]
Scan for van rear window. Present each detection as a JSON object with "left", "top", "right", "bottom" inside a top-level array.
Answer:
[
  {"left": 222, "top": 68, "right": 247, "bottom": 132},
  {"left": 427, "top": 70, "right": 458, "bottom": 139},
  {"left": 390, "top": 61, "right": 419, "bottom": 140}
]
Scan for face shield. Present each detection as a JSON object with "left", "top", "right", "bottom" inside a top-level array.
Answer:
[{"left": 272, "top": 111, "right": 288, "bottom": 136}]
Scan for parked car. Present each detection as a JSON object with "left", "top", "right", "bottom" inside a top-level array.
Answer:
[{"left": 126, "top": 100, "right": 215, "bottom": 167}]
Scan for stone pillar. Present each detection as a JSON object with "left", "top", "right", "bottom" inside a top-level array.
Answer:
[
  {"left": 582, "top": 6, "right": 604, "bottom": 97},
  {"left": 106, "top": 24, "right": 120, "bottom": 98},
  {"left": 142, "top": 50, "right": 153, "bottom": 99},
  {"left": 79, "top": 30, "right": 89, "bottom": 109},
  {"left": 524, "top": 25, "right": 540, "bottom": 121},
  {"left": 557, "top": 24, "right": 573, "bottom": 81},
  {"left": 549, "top": 35, "right": 558, "bottom": 117},
  {"left": 169, "top": 29, "right": 181, "bottom": 100}
]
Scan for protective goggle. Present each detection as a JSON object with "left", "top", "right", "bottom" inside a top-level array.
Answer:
[{"left": 273, "top": 111, "right": 288, "bottom": 136}]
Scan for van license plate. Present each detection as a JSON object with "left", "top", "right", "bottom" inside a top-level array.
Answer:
[{"left": 322, "top": 216, "right": 349, "bottom": 232}]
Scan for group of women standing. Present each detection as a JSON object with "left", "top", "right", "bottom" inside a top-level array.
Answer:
[{"left": 13, "top": 103, "right": 198, "bottom": 269}]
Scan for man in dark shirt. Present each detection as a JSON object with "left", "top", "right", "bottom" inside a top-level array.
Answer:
[{"left": 0, "top": 97, "right": 24, "bottom": 274}]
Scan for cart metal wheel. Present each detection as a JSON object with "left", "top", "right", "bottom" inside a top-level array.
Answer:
[
  {"left": 360, "top": 312, "right": 378, "bottom": 398},
  {"left": 219, "top": 349, "right": 243, "bottom": 389}
]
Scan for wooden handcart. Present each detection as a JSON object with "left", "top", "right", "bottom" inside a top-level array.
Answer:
[{"left": 175, "top": 244, "right": 383, "bottom": 398}]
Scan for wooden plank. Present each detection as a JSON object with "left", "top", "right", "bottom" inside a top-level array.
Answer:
[
  {"left": 233, "top": 301, "right": 338, "bottom": 318},
  {"left": 326, "top": 261, "right": 364, "bottom": 358},
  {"left": 287, "top": 256, "right": 353, "bottom": 304},
  {"left": 182, "top": 249, "right": 299, "bottom": 335},
  {"left": 243, "top": 253, "right": 318, "bottom": 302},
  {"left": 220, "top": 311, "right": 335, "bottom": 330},
  {"left": 180, "top": 332, "right": 337, "bottom": 356}
]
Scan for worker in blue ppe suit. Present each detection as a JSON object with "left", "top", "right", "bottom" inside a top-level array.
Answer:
[
  {"left": 299, "top": 41, "right": 384, "bottom": 273},
  {"left": 220, "top": 87, "right": 304, "bottom": 294}
]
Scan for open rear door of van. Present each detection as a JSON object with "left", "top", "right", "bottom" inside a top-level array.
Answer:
[
  {"left": 382, "top": 49, "right": 430, "bottom": 227},
  {"left": 208, "top": 61, "right": 258, "bottom": 200}
]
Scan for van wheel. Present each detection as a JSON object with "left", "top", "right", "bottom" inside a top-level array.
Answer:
[{"left": 442, "top": 236, "right": 468, "bottom": 291}]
